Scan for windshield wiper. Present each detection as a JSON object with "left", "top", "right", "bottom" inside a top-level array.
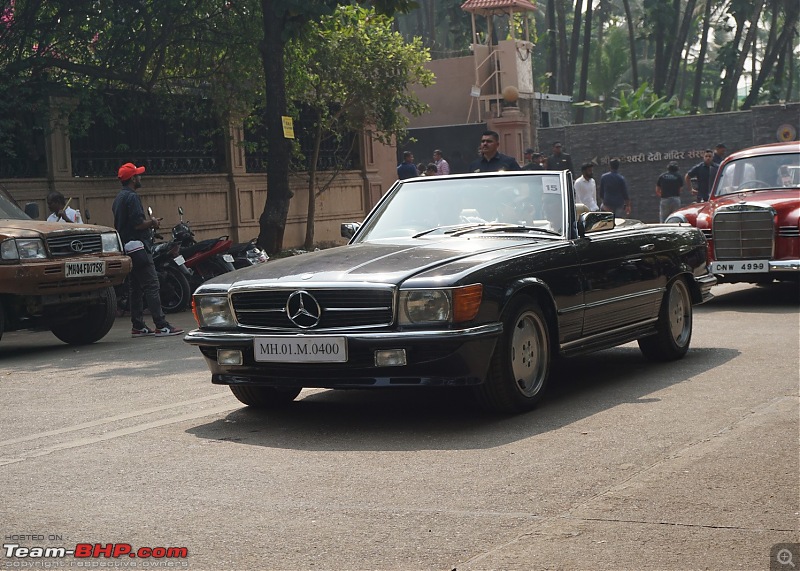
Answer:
[
  {"left": 411, "top": 223, "right": 483, "bottom": 238},
  {"left": 451, "top": 223, "right": 560, "bottom": 237}
]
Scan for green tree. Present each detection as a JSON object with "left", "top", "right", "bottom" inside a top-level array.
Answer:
[
  {"left": 255, "top": 0, "right": 417, "bottom": 255},
  {"left": 287, "top": 5, "right": 433, "bottom": 249}
]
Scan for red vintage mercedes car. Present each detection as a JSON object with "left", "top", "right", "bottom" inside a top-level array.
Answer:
[{"left": 666, "top": 141, "right": 800, "bottom": 284}]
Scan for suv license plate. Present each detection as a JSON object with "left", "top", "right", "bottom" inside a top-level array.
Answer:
[
  {"left": 710, "top": 260, "right": 768, "bottom": 274},
  {"left": 65, "top": 260, "right": 106, "bottom": 278},
  {"left": 254, "top": 336, "right": 347, "bottom": 363}
]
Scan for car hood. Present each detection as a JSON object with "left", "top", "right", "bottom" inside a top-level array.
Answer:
[
  {"left": 0, "top": 219, "right": 116, "bottom": 239},
  {"left": 671, "top": 189, "right": 798, "bottom": 225},
  {"left": 201, "top": 237, "right": 547, "bottom": 289}
]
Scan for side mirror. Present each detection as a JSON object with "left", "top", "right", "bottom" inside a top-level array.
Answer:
[
  {"left": 340, "top": 222, "right": 361, "bottom": 239},
  {"left": 578, "top": 211, "right": 615, "bottom": 237},
  {"left": 83, "top": 208, "right": 91, "bottom": 222},
  {"left": 178, "top": 206, "right": 184, "bottom": 216},
  {"left": 24, "top": 202, "right": 40, "bottom": 219}
]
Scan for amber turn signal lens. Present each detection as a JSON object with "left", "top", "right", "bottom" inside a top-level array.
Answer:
[
  {"left": 452, "top": 284, "right": 483, "bottom": 322},
  {"left": 191, "top": 297, "right": 200, "bottom": 326}
]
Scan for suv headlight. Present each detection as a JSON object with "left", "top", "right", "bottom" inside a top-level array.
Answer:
[
  {"left": 399, "top": 284, "right": 482, "bottom": 325},
  {"left": 1, "top": 238, "right": 47, "bottom": 260},
  {"left": 101, "top": 232, "right": 122, "bottom": 253},
  {"left": 193, "top": 294, "right": 236, "bottom": 328}
]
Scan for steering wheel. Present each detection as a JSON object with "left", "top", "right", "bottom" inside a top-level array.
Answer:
[{"left": 736, "top": 180, "right": 770, "bottom": 191}]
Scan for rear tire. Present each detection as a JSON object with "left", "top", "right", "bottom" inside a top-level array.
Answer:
[
  {"left": 51, "top": 286, "right": 116, "bottom": 345},
  {"left": 229, "top": 386, "right": 301, "bottom": 409},
  {"left": 638, "top": 277, "right": 692, "bottom": 361},
  {"left": 474, "top": 295, "right": 552, "bottom": 414}
]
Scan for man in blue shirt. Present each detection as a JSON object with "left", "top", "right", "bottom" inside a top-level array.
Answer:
[
  {"left": 598, "top": 158, "right": 631, "bottom": 217},
  {"left": 397, "top": 151, "right": 418, "bottom": 180},
  {"left": 469, "top": 131, "right": 521, "bottom": 172},
  {"left": 685, "top": 150, "right": 718, "bottom": 202},
  {"left": 112, "top": 162, "right": 183, "bottom": 338}
]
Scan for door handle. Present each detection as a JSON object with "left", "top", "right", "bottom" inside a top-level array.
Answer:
[{"left": 640, "top": 243, "right": 655, "bottom": 251}]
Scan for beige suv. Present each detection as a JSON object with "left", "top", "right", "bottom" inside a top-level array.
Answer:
[{"left": 0, "top": 188, "right": 131, "bottom": 345}]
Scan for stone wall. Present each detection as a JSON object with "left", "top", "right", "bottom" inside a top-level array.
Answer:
[{"left": 539, "top": 103, "right": 800, "bottom": 223}]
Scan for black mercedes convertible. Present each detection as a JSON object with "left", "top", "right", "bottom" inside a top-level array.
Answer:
[{"left": 184, "top": 171, "right": 716, "bottom": 413}]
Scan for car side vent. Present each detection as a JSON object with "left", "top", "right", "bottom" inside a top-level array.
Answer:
[{"left": 779, "top": 226, "right": 800, "bottom": 238}]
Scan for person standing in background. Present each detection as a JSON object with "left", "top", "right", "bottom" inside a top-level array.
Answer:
[
  {"left": 656, "top": 161, "right": 684, "bottom": 222},
  {"left": 598, "top": 158, "right": 631, "bottom": 217},
  {"left": 397, "top": 151, "right": 418, "bottom": 180},
  {"left": 685, "top": 150, "right": 717, "bottom": 202},
  {"left": 712, "top": 143, "right": 726, "bottom": 166},
  {"left": 469, "top": 130, "right": 522, "bottom": 172},
  {"left": 523, "top": 149, "right": 544, "bottom": 170},
  {"left": 546, "top": 141, "right": 574, "bottom": 174},
  {"left": 433, "top": 149, "right": 450, "bottom": 175},
  {"left": 573, "top": 163, "right": 599, "bottom": 212},
  {"left": 46, "top": 191, "right": 82, "bottom": 223}
]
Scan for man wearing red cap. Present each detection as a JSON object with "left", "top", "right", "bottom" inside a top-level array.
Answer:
[{"left": 112, "top": 163, "right": 183, "bottom": 337}]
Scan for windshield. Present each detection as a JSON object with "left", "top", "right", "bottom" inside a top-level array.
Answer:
[
  {"left": 0, "top": 189, "right": 30, "bottom": 220},
  {"left": 356, "top": 172, "right": 569, "bottom": 241},
  {"left": 715, "top": 152, "right": 800, "bottom": 197}
]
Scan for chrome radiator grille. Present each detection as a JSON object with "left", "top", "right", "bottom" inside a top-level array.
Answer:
[
  {"left": 46, "top": 234, "right": 103, "bottom": 256},
  {"left": 712, "top": 207, "right": 774, "bottom": 260},
  {"left": 231, "top": 287, "right": 395, "bottom": 330}
]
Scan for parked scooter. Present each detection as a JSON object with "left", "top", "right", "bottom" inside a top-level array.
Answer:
[
  {"left": 171, "top": 207, "right": 235, "bottom": 291},
  {"left": 227, "top": 238, "right": 269, "bottom": 269},
  {"left": 117, "top": 208, "right": 192, "bottom": 314}
]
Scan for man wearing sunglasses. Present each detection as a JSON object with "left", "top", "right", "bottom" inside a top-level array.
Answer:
[{"left": 469, "top": 130, "right": 522, "bottom": 172}]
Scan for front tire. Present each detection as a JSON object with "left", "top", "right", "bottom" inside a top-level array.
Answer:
[
  {"left": 638, "top": 277, "right": 692, "bottom": 361},
  {"left": 474, "top": 295, "right": 552, "bottom": 414},
  {"left": 159, "top": 264, "right": 191, "bottom": 314},
  {"left": 51, "top": 286, "right": 117, "bottom": 345},
  {"left": 229, "top": 386, "right": 301, "bottom": 409}
]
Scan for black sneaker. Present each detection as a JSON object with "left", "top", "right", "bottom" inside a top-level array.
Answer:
[{"left": 154, "top": 324, "right": 184, "bottom": 337}]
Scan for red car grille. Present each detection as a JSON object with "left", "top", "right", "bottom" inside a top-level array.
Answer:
[{"left": 712, "top": 207, "right": 774, "bottom": 260}]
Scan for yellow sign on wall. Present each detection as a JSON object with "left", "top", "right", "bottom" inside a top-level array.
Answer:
[{"left": 281, "top": 116, "right": 295, "bottom": 139}]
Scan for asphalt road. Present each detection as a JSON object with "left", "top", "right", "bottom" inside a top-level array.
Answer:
[{"left": 1, "top": 282, "right": 798, "bottom": 571}]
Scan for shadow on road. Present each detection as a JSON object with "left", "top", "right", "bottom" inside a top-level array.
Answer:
[
  {"left": 701, "top": 281, "right": 799, "bottom": 314},
  {"left": 186, "top": 345, "right": 739, "bottom": 451}
]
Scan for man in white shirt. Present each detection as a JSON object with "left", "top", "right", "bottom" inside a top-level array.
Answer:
[
  {"left": 573, "top": 162, "right": 599, "bottom": 212},
  {"left": 433, "top": 149, "right": 450, "bottom": 175},
  {"left": 46, "top": 191, "right": 82, "bottom": 223}
]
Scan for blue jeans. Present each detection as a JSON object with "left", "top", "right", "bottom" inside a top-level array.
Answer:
[
  {"left": 129, "top": 251, "right": 167, "bottom": 329},
  {"left": 659, "top": 196, "right": 682, "bottom": 222}
]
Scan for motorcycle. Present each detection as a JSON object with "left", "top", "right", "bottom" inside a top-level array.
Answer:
[
  {"left": 116, "top": 209, "right": 193, "bottom": 315},
  {"left": 171, "top": 207, "right": 236, "bottom": 291},
  {"left": 227, "top": 237, "right": 269, "bottom": 269}
]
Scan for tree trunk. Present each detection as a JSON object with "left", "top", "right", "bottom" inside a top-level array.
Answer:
[
  {"left": 546, "top": 0, "right": 558, "bottom": 94},
  {"left": 622, "top": 0, "right": 639, "bottom": 89},
  {"left": 575, "top": 0, "right": 593, "bottom": 124},
  {"left": 566, "top": 0, "right": 583, "bottom": 96},
  {"left": 690, "top": 0, "right": 713, "bottom": 114},
  {"left": 303, "top": 119, "right": 323, "bottom": 251},
  {"left": 257, "top": 0, "right": 293, "bottom": 255},
  {"left": 718, "top": 0, "right": 765, "bottom": 111},
  {"left": 555, "top": 0, "right": 568, "bottom": 95},
  {"left": 664, "top": 0, "right": 696, "bottom": 98},
  {"left": 742, "top": 3, "right": 799, "bottom": 109}
]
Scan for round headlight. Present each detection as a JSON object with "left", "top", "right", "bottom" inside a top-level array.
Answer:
[{"left": 403, "top": 290, "right": 451, "bottom": 323}]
